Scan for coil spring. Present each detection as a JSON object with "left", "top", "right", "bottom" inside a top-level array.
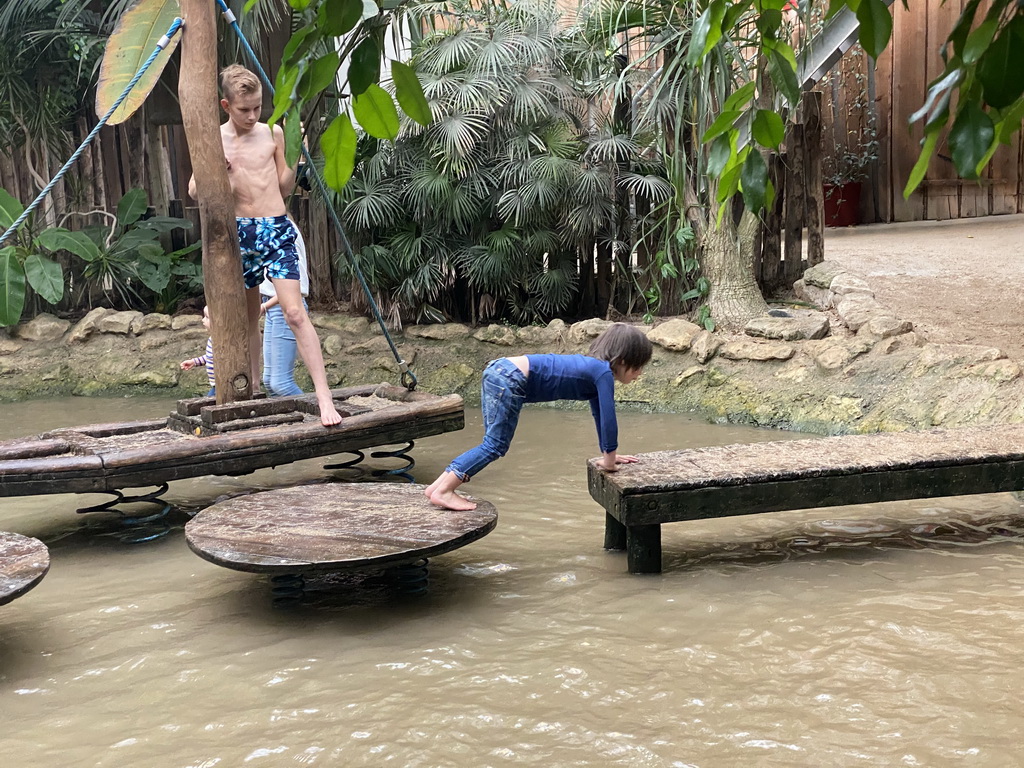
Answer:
[
  {"left": 271, "top": 572, "right": 306, "bottom": 607},
  {"left": 323, "top": 450, "right": 365, "bottom": 472},
  {"left": 395, "top": 558, "right": 429, "bottom": 596},
  {"left": 77, "top": 484, "right": 173, "bottom": 543},
  {"left": 370, "top": 441, "right": 416, "bottom": 484}
]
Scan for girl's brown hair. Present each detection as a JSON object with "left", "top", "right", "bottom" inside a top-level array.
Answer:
[{"left": 588, "top": 323, "right": 652, "bottom": 370}]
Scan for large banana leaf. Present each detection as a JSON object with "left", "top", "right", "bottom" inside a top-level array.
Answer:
[{"left": 95, "top": 0, "right": 182, "bottom": 125}]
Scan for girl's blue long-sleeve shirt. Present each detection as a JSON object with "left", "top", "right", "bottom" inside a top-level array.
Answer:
[{"left": 524, "top": 354, "right": 618, "bottom": 453}]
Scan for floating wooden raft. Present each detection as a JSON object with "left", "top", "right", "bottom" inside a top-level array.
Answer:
[
  {"left": 185, "top": 483, "right": 496, "bottom": 598},
  {"left": 0, "top": 384, "right": 464, "bottom": 497},
  {"left": 0, "top": 532, "right": 50, "bottom": 606}
]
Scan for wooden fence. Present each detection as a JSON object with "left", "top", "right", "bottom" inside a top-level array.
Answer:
[{"left": 824, "top": 2, "right": 1024, "bottom": 223}]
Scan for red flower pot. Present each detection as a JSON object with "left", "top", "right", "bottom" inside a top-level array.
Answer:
[{"left": 823, "top": 182, "right": 862, "bottom": 227}]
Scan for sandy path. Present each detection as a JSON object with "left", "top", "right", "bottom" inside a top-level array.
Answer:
[{"left": 823, "top": 214, "right": 1024, "bottom": 360}]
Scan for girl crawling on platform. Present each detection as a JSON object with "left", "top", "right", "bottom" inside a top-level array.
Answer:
[{"left": 425, "top": 322, "right": 653, "bottom": 511}]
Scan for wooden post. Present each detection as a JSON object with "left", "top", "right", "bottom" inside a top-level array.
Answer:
[
  {"left": 604, "top": 512, "right": 626, "bottom": 551},
  {"left": 803, "top": 92, "right": 825, "bottom": 266},
  {"left": 783, "top": 123, "right": 806, "bottom": 285},
  {"left": 626, "top": 524, "right": 661, "bottom": 574},
  {"left": 178, "top": 0, "right": 252, "bottom": 403}
]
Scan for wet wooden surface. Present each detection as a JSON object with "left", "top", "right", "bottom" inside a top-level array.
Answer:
[
  {"left": 587, "top": 425, "right": 1024, "bottom": 573},
  {"left": 0, "top": 532, "right": 50, "bottom": 606},
  {"left": 0, "top": 385, "right": 464, "bottom": 497},
  {"left": 185, "top": 483, "right": 498, "bottom": 574}
]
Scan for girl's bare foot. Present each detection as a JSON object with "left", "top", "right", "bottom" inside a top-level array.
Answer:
[
  {"left": 318, "top": 398, "right": 343, "bottom": 426},
  {"left": 423, "top": 479, "right": 441, "bottom": 500},
  {"left": 428, "top": 489, "right": 477, "bottom": 511}
]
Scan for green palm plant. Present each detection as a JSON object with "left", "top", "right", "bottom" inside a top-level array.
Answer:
[{"left": 329, "top": 0, "right": 671, "bottom": 324}]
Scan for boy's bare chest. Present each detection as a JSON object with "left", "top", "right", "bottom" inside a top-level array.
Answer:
[{"left": 222, "top": 131, "right": 275, "bottom": 174}]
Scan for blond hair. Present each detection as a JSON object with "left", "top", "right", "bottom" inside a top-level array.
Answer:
[{"left": 220, "top": 64, "right": 261, "bottom": 102}]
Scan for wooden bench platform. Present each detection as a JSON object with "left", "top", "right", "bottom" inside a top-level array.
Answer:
[
  {"left": 587, "top": 424, "right": 1024, "bottom": 574},
  {"left": 0, "top": 532, "right": 50, "bottom": 606},
  {"left": 185, "top": 483, "right": 497, "bottom": 602}
]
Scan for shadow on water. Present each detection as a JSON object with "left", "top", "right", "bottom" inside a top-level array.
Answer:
[{"left": 661, "top": 507, "right": 1024, "bottom": 572}]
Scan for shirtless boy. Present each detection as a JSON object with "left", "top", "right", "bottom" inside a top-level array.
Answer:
[{"left": 189, "top": 64, "right": 342, "bottom": 426}]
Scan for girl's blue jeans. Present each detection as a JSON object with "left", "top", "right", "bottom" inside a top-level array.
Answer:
[
  {"left": 261, "top": 298, "right": 306, "bottom": 397},
  {"left": 447, "top": 358, "right": 528, "bottom": 481}
]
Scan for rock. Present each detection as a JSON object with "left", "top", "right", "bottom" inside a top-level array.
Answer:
[
  {"left": 690, "top": 331, "right": 721, "bottom": 363},
  {"left": 915, "top": 343, "right": 1005, "bottom": 373},
  {"left": 718, "top": 339, "right": 796, "bottom": 362},
  {"left": 139, "top": 331, "right": 182, "bottom": 352},
  {"left": 647, "top": 318, "right": 702, "bottom": 352},
  {"left": 804, "top": 339, "right": 859, "bottom": 370},
  {"left": 14, "top": 314, "right": 70, "bottom": 342},
  {"left": 346, "top": 336, "right": 392, "bottom": 355},
  {"left": 517, "top": 325, "right": 559, "bottom": 345},
  {"left": 858, "top": 314, "right": 913, "bottom": 339},
  {"left": 405, "top": 323, "right": 471, "bottom": 341},
  {"left": 137, "top": 313, "right": 173, "bottom": 333},
  {"left": 473, "top": 324, "right": 517, "bottom": 346},
  {"left": 971, "top": 359, "right": 1022, "bottom": 383},
  {"left": 0, "top": 338, "right": 22, "bottom": 354},
  {"left": 567, "top": 318, "right": 612, "bottom": 344},
  {"left": 323, "top": 334, "right": 344, "bottom": 357},
  {"left": 172, "top": 314, "right": 204, "bottom": 331},
  {"left": 830, "top": 272, "right": 874, "bottom": 297},
  {"left": 794, "top": 279, "right": 834, "bottom": 309},
  {"left": 673, "top": 366, "right": 705, "bottom": 385},
  {"left": 99, "top": 310, "right": 144, "bottom": 335},
  {"left": 547, "top": 319, "right": 567, "bottom": 336},
  {"left": 745, "top": 313, "right": 830, "bottom": 341},
  {"left": 68, "top": 308, "right": 111, "bottom": 343},
  {"left": 874, "top": 332, "right": 926, "bottom": 355},
  {"left": 802, "top": 261, "right": 847, "bottom": 289},
  {"left": 312, "top": 314, "right": 369, "bottom": 334},
  {"left": 124, "top": 370, "right": 178, "bottom": 387},
  {"left": 836, "top": 294, "right": 885, "bottom": 331}
]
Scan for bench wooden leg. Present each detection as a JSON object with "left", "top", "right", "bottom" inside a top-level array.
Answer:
[
  {"left": 604, "top": 512, "right": 626, "bottom": 550},
  {"left": 626, "top": 524, "right": 661, "bottom": 574}
]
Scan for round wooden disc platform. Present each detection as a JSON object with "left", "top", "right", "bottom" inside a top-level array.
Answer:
[
  {"left": 185, "top": 483, "right": 497, "bottom": 575},
  {"left": 0, "top": 531, "right": 50, "bottom": 607}
]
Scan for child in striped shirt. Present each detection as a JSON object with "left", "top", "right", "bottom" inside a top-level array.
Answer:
[{"left": 180, "top": 305, "right": 216, "bottom": 396}]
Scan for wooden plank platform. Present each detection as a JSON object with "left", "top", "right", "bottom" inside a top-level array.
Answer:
[
  {"left": 0, "top": 532, "right": 50, "bottom": 606},
  {"left": 0, "top": 384, "right": 464, "bottom": 497},
  {"left": 588, "top": 424, "right": 1024, "bottom": 574},
  {"left": 185, "top": 483, "right": 497, "bottom": 576}
]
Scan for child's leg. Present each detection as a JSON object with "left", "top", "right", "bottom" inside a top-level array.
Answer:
[
  {"left": 264, "top": 302, "right": 302, "bottom": 396},
  {"left": 272, "top": 277, "right": 342, "bottom": 426},
  {"left": 428, "top": 359, "right": 526, "bottom": 510}
]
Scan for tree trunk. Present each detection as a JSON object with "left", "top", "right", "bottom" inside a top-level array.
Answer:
[
  {"left": 179, "top": 0, "right": 251, "bottom": 403},
  {"left": 700, "top": 209, "right": 769, "bottom": 329}
]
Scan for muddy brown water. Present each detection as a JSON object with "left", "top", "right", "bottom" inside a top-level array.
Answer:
[{"left": 2, "top": 396, "right": 1024, "bottom": 767}]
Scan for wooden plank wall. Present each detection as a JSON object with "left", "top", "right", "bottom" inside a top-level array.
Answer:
[{"left": 822, "top": 0, "right": 1024, "bottom": 223}]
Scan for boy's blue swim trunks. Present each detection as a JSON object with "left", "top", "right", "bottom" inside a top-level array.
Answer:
[{"left": 236, "top": 215, "right": 300, "bottom": 289}]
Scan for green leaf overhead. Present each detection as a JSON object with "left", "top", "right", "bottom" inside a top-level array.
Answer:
[
  {"left": 322, "top": 113, "right": 358, "bottom": 191},
  {"left": 352, "top": 84, "right": 400, "bottom": 140},
  {"left": 392, "top": 61, "right": 432, "bottom": 126},
  {"left": 95, "top": 0, "right": 182, "bottom": 125}
]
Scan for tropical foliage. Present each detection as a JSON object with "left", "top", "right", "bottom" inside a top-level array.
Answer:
[
  {"left": 324, "top": 0, "right": 675, "bottom": 325},
  {"left": 0, "top": 186, "right": 199, "bottom": 326}
]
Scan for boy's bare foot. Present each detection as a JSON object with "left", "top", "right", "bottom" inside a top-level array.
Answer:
[
  {"left": 318, "top": 398, "right": 343, "bottom": 427},
  {"left": 428, "top": 489, "right": 477, "bottom": 511}
]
